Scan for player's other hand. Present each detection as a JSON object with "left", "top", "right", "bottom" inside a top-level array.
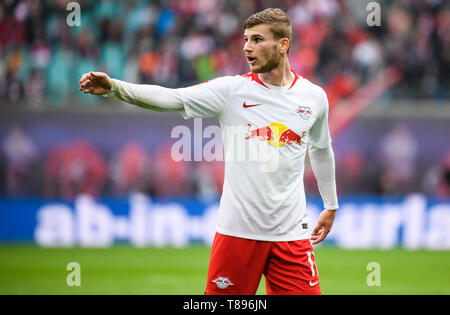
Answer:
[
  {"left": 79, "top": 72, "right": 112, "bottom": 95},
  {"left": 311, "top": 209, "right": 336, "bottom": 245}
]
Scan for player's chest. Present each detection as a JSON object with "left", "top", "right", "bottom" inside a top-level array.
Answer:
[
  {"left": 220, "top": 90, "right": 319, "bottom": 149},
  {"left": 223, "top": 89, "right": 318, "bottom": 132}
]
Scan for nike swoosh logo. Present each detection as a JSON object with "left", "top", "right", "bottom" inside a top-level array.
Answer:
[
  {"left": 243, "top": 101, "right": 262, "bottom": 108},
  {"left": 309, "top": 280, "right": 319, "bottom": 287}
]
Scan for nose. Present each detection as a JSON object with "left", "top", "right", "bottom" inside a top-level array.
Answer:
[{"left": 243, "top": 40, "right": 253, "bottom": 53}]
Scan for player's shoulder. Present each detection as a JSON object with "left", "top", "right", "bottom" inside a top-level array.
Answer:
[
  {"left": 200, "top": 75, "right": 236, "bottom": 84},
  {"left": 297, "top": 76, "right": 327, "bottom": 100},
  {"left": 204, "top": 75, "right": 245, "bottom": 86},
  {"left": 295, "top": 76, "right": 329, "bottom": 114},
  {"left": 210, "top": 73, "right": 254, "bottom": 89},
  {"left": 237, "top": 72, "right": 256, "bottom": 84},
  {"left": 191, "top": 75, "right": 241, "bottom": 93}
]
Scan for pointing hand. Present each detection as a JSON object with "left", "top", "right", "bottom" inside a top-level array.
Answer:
[{"left": 79, "top": 72, "right": 112, "bottom": 95}]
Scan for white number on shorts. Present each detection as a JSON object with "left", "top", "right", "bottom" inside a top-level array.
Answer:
[{"left": 306, "top": 251, "right": 318, "bottom": 277}]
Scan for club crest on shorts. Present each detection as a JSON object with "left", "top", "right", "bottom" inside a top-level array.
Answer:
[
  {"left": 212, "top": 276, "right": 234, "bottom": 289},
  {"left": 297, "top": 106, "right": 312, "bottom": 120}
]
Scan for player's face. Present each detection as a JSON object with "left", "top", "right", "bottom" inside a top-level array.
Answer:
[{"left": 243, "top": 24, "right": 283, "bottom": 73}]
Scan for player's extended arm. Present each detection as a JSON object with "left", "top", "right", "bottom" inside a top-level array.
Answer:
[
  {"left": 308, "top": 144, "right": 339, "bottom": 245},
  {"left": 79, "top": 72, "right": 184, "bottom": 112}
]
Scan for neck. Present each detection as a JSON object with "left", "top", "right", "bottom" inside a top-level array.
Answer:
[{"left": 259, "top": 57, "right": 293, "bottom": 87}]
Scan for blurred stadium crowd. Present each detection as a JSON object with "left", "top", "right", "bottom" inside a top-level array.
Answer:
[
  {"left": 1, "top": 0, "right": 449, "bottom": 200},
  {"left": 1, "top": 0, "right": 449, "bottom": 104}
]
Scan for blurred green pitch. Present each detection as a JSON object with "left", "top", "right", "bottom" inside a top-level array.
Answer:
[{"left": 0, "top": 246, "right": 449, "bottom": 295}]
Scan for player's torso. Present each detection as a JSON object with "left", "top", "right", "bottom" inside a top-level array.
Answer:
[{"left": 215, "top": 73, "right": 324, "bottom": 240}]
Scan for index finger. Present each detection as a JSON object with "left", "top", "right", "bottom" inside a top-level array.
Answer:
[
  {"left": 90, "top": 71, "right": 104, "bottom": 78},
  {"left": 311, "top": 224, "right": 322, "bottom": 236},
  {"left": 312, "top": 227, "right": 330, "bottom": 245},
  {"left": 79, "top": 73, "right": 90, "bottom": 84},
  {"left": 311, "top": 232, "right": 325, "bottom": 245}
]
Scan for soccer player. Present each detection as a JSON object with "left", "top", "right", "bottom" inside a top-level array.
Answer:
[{"left": 79, "top": 8, "right": 338, "bottom": 295}]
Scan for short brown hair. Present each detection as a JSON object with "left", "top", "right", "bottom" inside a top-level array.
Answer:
[{"left": 243, "top": 8, "right": 292, "bottom": 52}]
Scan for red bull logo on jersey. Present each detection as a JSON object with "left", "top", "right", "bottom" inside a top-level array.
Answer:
[
  {"left": 245, "top": 122, "right": 306, "bottom": 147},
  {"left": 212, "top": 276, "right": 234, "bottom": 289},
  {"left": 297, "top": 106, "right": 312, "bottom": 120}
]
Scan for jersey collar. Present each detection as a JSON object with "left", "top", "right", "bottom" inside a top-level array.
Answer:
[{"left": 243, "top": 69, "right": 301, "bottom": 91}]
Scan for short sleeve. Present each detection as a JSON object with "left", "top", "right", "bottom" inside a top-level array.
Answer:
[
  {"left": 178, "top": 76, "right": 233, "bottom": 119},
  {"left": 308, "top": 89, "right": 332, "bottom": 149}
]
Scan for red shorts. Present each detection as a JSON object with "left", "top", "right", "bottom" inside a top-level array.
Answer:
[{"left": 205, "top": 232, "right": 321, "bottom": 295}]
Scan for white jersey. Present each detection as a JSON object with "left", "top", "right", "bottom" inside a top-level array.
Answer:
[{"left": 178, "top": 70, "right": 332, "bottom": 242}]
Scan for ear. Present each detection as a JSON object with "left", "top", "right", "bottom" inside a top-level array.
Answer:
[{"left": 279, "top": 38, "right": 290, "bottom": 54}]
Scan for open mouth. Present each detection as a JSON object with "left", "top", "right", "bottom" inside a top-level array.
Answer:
[{"left": 247, "top": 56, "right": 256, "bottom": 64}]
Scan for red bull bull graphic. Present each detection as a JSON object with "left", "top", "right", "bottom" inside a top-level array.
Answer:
[
  {"left": 212, "top": 276, "right": 234, "bottom": 289},
  {"left": 245, "top": 124, "right": 274, "bottom": 141},
  {"left": 245, "top": 123, "right": 306, "bottom": 147}
]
